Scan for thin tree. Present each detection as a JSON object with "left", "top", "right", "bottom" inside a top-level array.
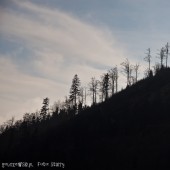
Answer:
[
  {"left": 69, "top": 74, "right": 81, "bottom": 106},
  {"left": 89, "top": 77, "right": 99, "bottom": 105},
  {"left": 79, "top": 87, "right": 84, "bottom": 105},
  {"left": 144, "top": 48, "right": 151, "bottom": 72},
  {"left": 99, "top": 73, "right": 110, "bottom": 101},
  {"left": 157, "top": 47, "right": 165, "bottom": 69},
  {"left": 108, "top": 66, "right": 118, "bottom": 95},
  {"left": 84, "top": 86, "right": 87, "bottom": 106},
  {"left": 78, "top": 88, "right": 85, "bottom": 113},
  {"left": 104, "top": 73, "right": 110, "bottom": 100},
  {"left": 133, "top": 63, "right": 140, "bottom": 83},
  {"left": 115, "top": 66, "right": 118, "bottom": 93},
  {"left": 121, "top": 58, "right": 133, "bottom": 86},
  {"left": 165, "top": 42, "right": 169, "bottom": 68}
]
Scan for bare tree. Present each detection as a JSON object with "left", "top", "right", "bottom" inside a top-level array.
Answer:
[
  {"left": 157, "top": 47, "right": 165, "bottom": 68},
  {"left": 121, "top": 58, "right": 133, "bottom": 86},
  {"left": 79, "top": 87, "right": 84, "bottom": 105},
  {"left": 99, "top": 73, "right": 110, "bottom": 101},
  {"left": 133, "top": 63, "right": 140, "bottom": 83},
  {"left": 165, "top": 42, "right": 169, "bottom": 68},
  {"left": 89, "top": 77, "right": 99, "bottom": 105},
  {"left": 144, "top": 48, "right": 151, "bottom": 72},
  {"left": 52, "top": 100, "right": 62, "bottom": 116},
  {"left": 108, "top": 66, "right": 118, "bottom": 95},
  {"left": 84, "top": 86, "right": 87, "bottom": 106}
]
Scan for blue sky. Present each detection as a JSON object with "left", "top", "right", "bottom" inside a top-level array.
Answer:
[{"left": 0, "top": 0, "right": 170, "bottom": 123}]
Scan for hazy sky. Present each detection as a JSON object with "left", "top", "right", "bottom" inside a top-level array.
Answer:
[{"left": 0, "top": 0, "right": 170, "bottom": 123}]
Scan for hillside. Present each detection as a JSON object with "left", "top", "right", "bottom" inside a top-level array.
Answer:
[{"left": 1, "top": 68, "right": 170, "bottom": 169}]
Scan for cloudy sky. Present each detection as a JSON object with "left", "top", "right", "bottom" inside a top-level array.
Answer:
[{"left": 0, "top": 0, "right": 170, "bottom": 124}]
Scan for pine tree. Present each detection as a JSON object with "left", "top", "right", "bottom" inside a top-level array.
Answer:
[
  {"left": 40, "top": 97, "right": 49, "bottom": 120},
  {"left": 69, "top": 74, "right": 81, "bottom": 106}
]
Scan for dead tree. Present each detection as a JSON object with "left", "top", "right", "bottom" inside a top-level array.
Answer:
[
  {"left": 133, "top": 63, "right": 140, "bottom": 83},
  {"left": 99, "top": 73, "right": 110, "bottom": 101},
  {"left": 79, "top": 87, "right": 84, "bottom": 105},
  {"left": 108, "top": 66, "right": 118, "bottom": 95},
  {"left": 84, "top": 86, "right": 87, "bottom": 106},
  {"left": 144, "top": 48, "right": 151, "bottom": 72},
  {"left": 157, "top": 47, "right": 165, "bottom": 69},
  {"left": 121, "top": 58, "right": 133, "bottom": 86},
  {"left": 165, "top": 42, "right": 169, "bottom": 68},
  {"left": 89, "top": 77, "right": 99, "bottom": 105}
]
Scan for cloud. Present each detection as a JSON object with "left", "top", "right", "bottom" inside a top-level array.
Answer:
[
  {"left": 0, "top": 55, "right": 69, "bottom": 123},
  {"left": 0, "top": 0, "right": 128, "bottom": 123}
]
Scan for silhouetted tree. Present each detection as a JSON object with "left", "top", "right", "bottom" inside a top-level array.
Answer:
[
  {"left": 108, "top": 66, "right": 118, "bottom": 95},
  {"left": 79, "top": 87, "right": 84, "bottom": 106},
  {"left": 40, "top": 97, "right": 49, "bottom": 120},
  {"left": 144, "top": 48, "right": 151, "bottom": 72},
  {"left": 133, "top": 63, "right": 140, "bottom": 83},
  {"left": 165, "top": 42, "right": 169, "bottom": 68},
  {"left": 153, "top": 63, "right": 161, "bottom": 75},
  {"left": 52, "top": 100, "right": 62, "bottom": 117},
  {"left": 100, "top": 73, "right": 110, "bottom": 101},
  {"left": 84, "top": 86, "right": 87, "bottom": 106},
  {"left": 89, "top": 77, "right": 99, "bottom": 105},
  {"left": 157, "top": 47, "right": 165, "bottom": 68},
  {"left": 0, "top": 124, "right": 6, "bottom": 134},
  {"left": 6, "top": 117, "right": 15, "bottom": 128},
  {"left": 78, "top": 101, "right": 83, "bottom": 113},
  {"left": 121, "top": 58, "right": 133, "bottom": 86},
  {"left": 69, "top": 74, "right": 81, "bottom": 106},
  {"left": 64, "top": 97, "right": 71, "bottom": 112}
]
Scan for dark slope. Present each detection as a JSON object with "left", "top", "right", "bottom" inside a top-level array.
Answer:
[{"left": 1, "top": 68, "right": 170, "bottom": 169}]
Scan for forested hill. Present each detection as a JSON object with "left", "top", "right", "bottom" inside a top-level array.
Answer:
[{"left": 1, "top": 68, "right": 170, "bottom": 169}]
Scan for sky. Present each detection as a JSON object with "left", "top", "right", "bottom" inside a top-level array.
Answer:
[{"left": 0, "top": 0, "right": 170, "bottom": 124}]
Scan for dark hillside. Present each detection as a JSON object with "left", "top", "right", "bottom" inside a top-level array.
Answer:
[{"left": 1, "top": 68, "right": 170, "bottom": 169}]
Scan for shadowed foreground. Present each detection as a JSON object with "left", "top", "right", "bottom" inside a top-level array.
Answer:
[{"left": 1, "top": 69, "right": 170, "bottom": 169}]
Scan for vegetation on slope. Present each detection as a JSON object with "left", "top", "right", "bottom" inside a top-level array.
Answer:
[{"left": 1, "top": 68, "right": 170, "bottom": 169}]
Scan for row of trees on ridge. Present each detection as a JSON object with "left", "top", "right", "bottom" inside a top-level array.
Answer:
[{"left": 0, "top": 43, "right": 169, "bottom": 133}]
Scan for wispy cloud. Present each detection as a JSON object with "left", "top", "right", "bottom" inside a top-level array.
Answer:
[{"left": 0, "top": 0, "right": 128, "bottom": 123}]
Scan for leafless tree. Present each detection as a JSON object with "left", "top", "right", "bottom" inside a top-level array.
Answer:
[
  {"left": 79, "top": 87, "right": 84, "bottom": 105},
  {"left": 84, "top": 86, "right": 87, "bottom": 106},
  {"left": 99, "top": 73, "right": 110, "bottom": 101},
  {"left": 89, "top": 77, "right": 99, "bottom": 105},
  {"left": 121, "top": 58, "right": 133, "bottom": 86},
  {"left": 133, "top": 63, "right": 140, "bottom": 83},
  {"left": 157, "top": 47, "right": 165, "bottom": 68},
  {"left": 165, "top": 42, "right": 169, "bottom": 68},
  {"left": 108, "top": 66, "right": 118, "bottom": 95},
  {"left": 144, "top": 48, "right": 151, "bottom": 72}
]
